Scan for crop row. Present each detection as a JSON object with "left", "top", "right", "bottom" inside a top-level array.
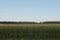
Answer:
[{"left": 0, "top": 26, "right": 60, "bottom": 40}]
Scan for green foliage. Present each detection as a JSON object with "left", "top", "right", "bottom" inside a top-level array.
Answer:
[{"left": 0, "top": 26, "right": 60, "bottom": 40}]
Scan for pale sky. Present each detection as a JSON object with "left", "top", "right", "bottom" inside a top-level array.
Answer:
[{"left": 0, "top": 0, "right": 60, "bottom": 22}]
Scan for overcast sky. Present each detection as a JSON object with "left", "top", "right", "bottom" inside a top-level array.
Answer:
[{"left": 0, "top": 0, "right": 60, "bottom": 22}]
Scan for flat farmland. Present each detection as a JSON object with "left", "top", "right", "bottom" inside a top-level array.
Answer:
[
  {"left": 0, "top": 24, "right": 60, "bottom": 27},
  {"left": 0, "top": 24, "right": 60, "bottom": 40}
]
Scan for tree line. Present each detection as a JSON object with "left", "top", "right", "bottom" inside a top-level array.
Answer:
[{"left": 0, "top": 21, "right": 60, "bottom": 24}]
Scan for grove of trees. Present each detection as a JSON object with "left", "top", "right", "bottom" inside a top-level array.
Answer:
[{"left": 0, "top": 21, "right": 60, "bottom": 24}]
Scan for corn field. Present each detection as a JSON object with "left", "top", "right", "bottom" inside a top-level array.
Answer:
[{"left": 0, "top": 24, "right": 60, "bottom": 40}]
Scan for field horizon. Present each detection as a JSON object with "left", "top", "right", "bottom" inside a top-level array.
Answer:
[{"left": 0, "top": 24, "right": 60, "bottom": 27}]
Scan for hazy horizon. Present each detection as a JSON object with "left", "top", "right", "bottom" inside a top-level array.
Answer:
[{"left": 0, "top": 0, "right": 60, "bottom": 22}]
